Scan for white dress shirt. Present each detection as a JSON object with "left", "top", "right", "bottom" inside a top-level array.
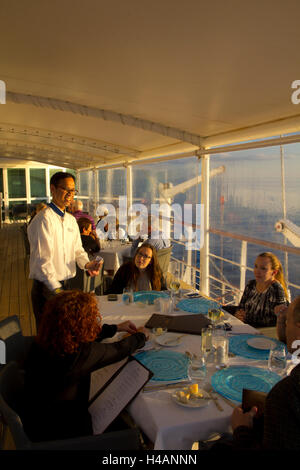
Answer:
[{"left": 27, "top": 205, "right": 89, "bottom": 291}]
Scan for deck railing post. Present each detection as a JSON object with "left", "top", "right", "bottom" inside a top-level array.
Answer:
[
  {"left": 200, "top": 154, "right": 210, "bottom": 296},
  {"left": 239, "top": 240, "right": 247, "bottom": 302}
]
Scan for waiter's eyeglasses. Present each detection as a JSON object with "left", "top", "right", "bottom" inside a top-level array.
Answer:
[{"left": 57, "top": 186, "right": 78, "bottom": 195}]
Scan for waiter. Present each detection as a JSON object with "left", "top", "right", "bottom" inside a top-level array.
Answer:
[{"left": 28, "top": 171, "right": 101, "bottom": 330}]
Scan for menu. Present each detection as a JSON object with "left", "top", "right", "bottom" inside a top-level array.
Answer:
[
  {"left": 88, "top": 356, "right": 152, "bottom": 434},
  {"left": 145, "top": 313, "right": 211, "bottom": 335}
]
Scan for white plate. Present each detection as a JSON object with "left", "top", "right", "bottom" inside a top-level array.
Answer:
[
  {"left": 246, "top": 337, "right": 277, "bottom": 350},
  {"left": 171, "top": 388, "right": 211, "bottom": 408},
  {"left": 155, "top": 333, "right": 183, "bottom": 347}
]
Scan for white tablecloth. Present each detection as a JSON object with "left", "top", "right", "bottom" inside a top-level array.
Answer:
[
  {"left": 100, "top": 242, "right": 132, "bottom": 274},
  {"left": 91, "top": 296, "right": 266, "bottom": 450}
]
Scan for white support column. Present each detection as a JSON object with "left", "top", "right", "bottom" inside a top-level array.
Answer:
[
  {"left": 126, "top": 164, "right": 133, "bottom": 231},
  {"left": 200, "top": 155, "right": 210, "bottom": 296},
  {"left": 25, "top": 168, "right": 31, "bottom": 204},
  {"left": 239, "top": 240, "right": 248, "bottom": 302},
  {"left": 93, "top": 168, "right": 99, "bottom": 217},
  {"left": 3, "top": 168, "right": 9, "bottom": 221},
  {"left": 45, "top": 168, "right": 51, "bottom": 203}
]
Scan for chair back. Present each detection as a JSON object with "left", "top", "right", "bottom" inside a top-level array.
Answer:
[
  {"left": 157, "top": 246, "right": 172, "bottom": 277},
  {"left": 67, "top": 262, "right": 104, "bottom": 295},
  {"left": 0, "top": 361, "right": 31, "bottom": 449},
  {"left": 0, "top": 362, "right": 141, "bottom": 450},
  {"left": 0, "top": 316, "right": 33, "bottom": 366},
  {"left": 20, "top": 224, "right": 30, "bottom": 255}
]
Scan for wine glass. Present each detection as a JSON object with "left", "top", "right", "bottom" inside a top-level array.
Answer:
[
  {"left": 208, "top": 308, "right": 222, "bottom": 328},
  {"left": 268, "top": 344, "right": 287, "bottom": 376},
  {"left": 168, "top": 261, "right": 180, "bottom": 311},
  {"left": 168, "top": 261, "right": 180, "bottom": 293}
]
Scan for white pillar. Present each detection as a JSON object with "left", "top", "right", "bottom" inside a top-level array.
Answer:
[
  {"left": 239, "top": 240, "right": 247, "bottom": 302},
  {"left": 3, "top": 168, "right": 9, "bottom": 221},
  {"left": 200, "top": 155, "right": 210, "bottom": 296},
  {"left": 25, "top": 168, "right": 31, "bottom": 204}
]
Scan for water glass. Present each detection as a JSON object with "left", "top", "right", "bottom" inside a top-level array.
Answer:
[
  {"left": 122, "top": 288, "right": 134, "bottom": 305},
  {"left": 212, "top": 330, "right": 229, "bottom": 368},
  {"left": 201, "top": 326, "right": 213, "bottom": 356},
  {"left": 188, "top": 355, "right": 207, "bottom": 384},
  {"left": 268, "top": 344, "right": 287, "bottom": 376},
  {"left": 158, "top": 297, "right": 171, "bottom": 314}
]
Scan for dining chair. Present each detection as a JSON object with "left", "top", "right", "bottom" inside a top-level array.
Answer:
[
  {"left": 19, "top": 224, "right": 30, "bottom": 273},
  {"left": 67, "top": 261, "right": 104, "bottom": 295},
  {"left": 0, "top": 361, "right": 141, "bottom": 450},
  {"left": 0, "top": 316, "right": 34, "bottom": 368},
  {"left": 157, "top": 245, "right": 172, "bottom": 277}
]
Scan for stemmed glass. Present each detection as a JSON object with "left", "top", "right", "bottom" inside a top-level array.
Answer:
[
  {"left": 168, "top": 261, "right": 180, "bottom": 310},
  {"left": 208, "top": 307, "right": 222, "bottom": 328}
]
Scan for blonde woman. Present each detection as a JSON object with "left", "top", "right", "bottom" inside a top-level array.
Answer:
[{"left": 232, "top": 252, "right": 288, "bottom": 327}]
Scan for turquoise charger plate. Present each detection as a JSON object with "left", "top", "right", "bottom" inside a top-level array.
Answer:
[
  {"left": 134, "top": 350, "right": 189, "bottom": 382},
  {"left": 177, "top": 297, "right": 220, "bottom": 314},
  {"left": 229, "top": 334, "right": 286, "bottom": 361},
  {"left": 133, "top": 290, "right": 169, "bottom": 305},
  {"left": 211, "top": 365, "right": 281, "bottom": 403}
]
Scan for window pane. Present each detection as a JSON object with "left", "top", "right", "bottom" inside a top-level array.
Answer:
[
  {"left": 30, "top": 169, "right": 46, "bottom": 197},
  {"left": 8, "top": 169, "right": 26, "bottom": 198}
]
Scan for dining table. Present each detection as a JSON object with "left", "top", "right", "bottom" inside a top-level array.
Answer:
[
  {"left": 99, "top": 241, "right": 132, "bottom": 274},
  {"left": 90, "top": 293, "right": 291, "bottom": 450}
]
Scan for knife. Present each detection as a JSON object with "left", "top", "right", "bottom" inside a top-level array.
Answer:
[{"left": 143, "top": 380, "right": 191, "bottom": 392}]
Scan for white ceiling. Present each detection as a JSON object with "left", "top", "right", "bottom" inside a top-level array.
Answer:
[{"left": 1, "top": 0, "right": 300, "bottom": 169}]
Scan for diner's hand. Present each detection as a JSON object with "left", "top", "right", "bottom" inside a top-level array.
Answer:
[
  {"left": 274, "top": 304, "right": 288, "bottom": 319},
  {"left": 85, "top": 259, "right": 103, "bottom": 276},
  {"left": 231, "top": 406, "right": 257, "bottom": 431},
  {"left": 137, "top": 326, "right": 150, "bottom": 341},
  {"left": 235, "top": 309, "right": 246, "bottom": 321},
  {"left": 117, "top": 321, "right": 138, "bottom": 335}
]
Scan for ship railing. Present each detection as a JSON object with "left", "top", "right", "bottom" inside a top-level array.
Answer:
[{"left": 170, "top": 228, "right": 300, "bottom": 305}]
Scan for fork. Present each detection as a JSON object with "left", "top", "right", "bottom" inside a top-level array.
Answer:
[{"left": 207, "top": 386, "right": 224, "bottom": 412}]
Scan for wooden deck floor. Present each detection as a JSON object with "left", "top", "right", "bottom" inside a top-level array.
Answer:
[{"left": 0, "top": 223, "right": 36, "bottom": 336}]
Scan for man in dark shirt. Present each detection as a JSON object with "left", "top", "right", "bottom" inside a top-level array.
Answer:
[{"left": 229, "top": 296, "right": 300, "bottom": 450}]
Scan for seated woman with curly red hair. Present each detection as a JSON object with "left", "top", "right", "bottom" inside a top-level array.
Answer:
[
  {"left": 19, "top": 290, "right": 148, "bottom": 442},
  {"left": 106, "top": 243, "right": 166, "bottom": 294}
]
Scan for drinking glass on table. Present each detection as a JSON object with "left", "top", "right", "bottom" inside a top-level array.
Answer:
[
  {"left": 208, "top": 308, "right": 222, "bottom": 327},
  {"left": 201, "top": 326, "right": 213, "bottom": 356},
  {"left": 268, "top": 344, "right": 287, "bottom": 376},
  {"left": 188, "top": 354, "right": 207, "bottom": 385},
  {"left": 168, "top": 261, "right": 180, "bottom": 310},
  {"left": 122, "top": 287, "right": 134, "bottom": 305},
  {"left": 211, "top": 328, "right": 229, "bottom": 369}
]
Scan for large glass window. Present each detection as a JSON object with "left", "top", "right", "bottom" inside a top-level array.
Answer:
[
  {"left": 209, "top": 143, "right": 300, "bottom": 301},
  {"left": 30, "top": 169, "right": 46, "bottom": 198},
  {"left": 132, "top": 157, "right": 201, "bottom": 286},
  {"left": 7, "top": 169, "right": 26, "bottom": 198}
]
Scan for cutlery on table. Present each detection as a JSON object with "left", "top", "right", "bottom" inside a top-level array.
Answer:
[
  {"left": 164, "top": 334, "right": 185, "bottom": 345},
  {"left": 207, "top": 389, "right": 224, "bottom": 412},
  {"left": 143, "top": 380, "right": 191, "bottom": 392}
]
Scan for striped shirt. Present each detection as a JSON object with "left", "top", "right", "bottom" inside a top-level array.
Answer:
[{"left": 239, "top": 279, "right": 287, "bottom": 327}]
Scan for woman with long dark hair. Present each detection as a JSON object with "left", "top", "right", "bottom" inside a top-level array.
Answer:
[
  {"left": 20, "top": 290, "right": 148, "bottom": 442},
  {"left": 106, "top": 243, "right": 166, "bottom": 294}
]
